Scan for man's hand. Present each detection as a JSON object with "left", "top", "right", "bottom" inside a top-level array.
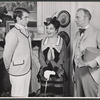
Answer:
[
  {"left": 72, "top": 72, "right": 76, "bottom": 83},
  {"left": 71, "top": 70, "right": 75, "bottom": 83},
  {"left": 72, "top": 74, "right": 74, "bottom": 82},
  {"left": 85, "top": 60, "right": 98, "bottom": 68}
]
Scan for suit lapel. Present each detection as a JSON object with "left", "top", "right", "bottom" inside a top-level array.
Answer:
[
  {"left": 72, "top": 26, "right": 93, "bottom": 61},
  {"left": 15, "top": 24, "right": 29, "bottom": 38},
  {"left": 81, "top": 25, "right": 93, "bottom": 42},
  {"left": 73, "top": 25, "right": 93, "bottom": 57}
]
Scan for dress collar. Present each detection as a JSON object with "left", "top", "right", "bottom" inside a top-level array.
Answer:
[
  {"left": 42, "top": 35, "right": 63, "bottom": 52},
  {"left": 43, "top": 35, "right": 61, "bottom": 46}
]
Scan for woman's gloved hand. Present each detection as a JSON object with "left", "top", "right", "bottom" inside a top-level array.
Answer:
[
  {"left": 57, "top": 68, "right": 64, "bottom": 77},
  {"left": 54, "top": 66, "right": 64, "bottom": 77},
  {"left": 44, "top": 70, "right": 55, "bottom": 80}
]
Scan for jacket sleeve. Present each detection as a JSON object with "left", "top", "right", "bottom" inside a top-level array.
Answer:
[
  {"left": 95, "top": 31, "right": 100, "bottom": 65},
  {"left": 57, "top": 40, "right": 66, "bottom": 67},
  {"left": 37, "top": 41, "right": 48, "bottom": 80},
  {"left": 52, "top": 40, "right": 66, "bottom": 78},
  {"left": 3, "top": 31, "right": 18, "bottom": 70},
  {"left": 38, "top": 41, "right": 47, "bottom": 68}
]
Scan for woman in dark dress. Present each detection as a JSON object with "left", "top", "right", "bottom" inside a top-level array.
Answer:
[{"left": 37, "top": 17, "right": 68, "bottom": 97}]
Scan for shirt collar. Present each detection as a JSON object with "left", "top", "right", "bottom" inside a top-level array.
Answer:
[
  {"left": 84, "top": 24, "right": 89, "bottom": 29},
  {"left": 15, "top": 23, "right": 28, "bottom": 30},
  {"left": 15, "top": 23, "right": 29, "bottom": 38},
  {"left": 79, "top": 24, "right": 90, "bottom": 30}
]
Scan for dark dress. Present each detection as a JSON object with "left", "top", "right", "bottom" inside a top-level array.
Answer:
[{"left": 37, "top": 36, "right": 68, "bottom": 97}]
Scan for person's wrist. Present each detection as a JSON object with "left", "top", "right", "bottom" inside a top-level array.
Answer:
[
  {"left": 90, "top": 60, "right": 98, "bottom": 68},
  {"left": 95, "top": 60, "right": 99, "bottom": 67}
]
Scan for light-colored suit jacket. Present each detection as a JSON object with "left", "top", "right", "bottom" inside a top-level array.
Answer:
[
  {"left": 3, "top": 24, "right": 32, "bottom": 76},
  {"left": 72, "top": 25, "right": 100, "bottom": 95}
]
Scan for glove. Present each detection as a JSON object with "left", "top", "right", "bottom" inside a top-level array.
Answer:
[
  {"left": 57, "top": 68, "right": 64, "bottom": 77},
  {"left": 54, "top": 66, "right": 64, "bottom": 77},
  {"left": 44, "top": 70, "right": 55, "bottom": 80}
]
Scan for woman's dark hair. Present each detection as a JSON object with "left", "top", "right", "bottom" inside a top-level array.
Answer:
[
  {"left": 44, "top": 17, "right": 60, "bottom": 30},
  {"left": 13, "top": 7, "right": 30, "bottom": 22}
]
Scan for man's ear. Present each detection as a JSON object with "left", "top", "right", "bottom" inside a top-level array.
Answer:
[
  {"left": 84, "top": 16, "right": 88, "bottom": 21},
  {"left": 16, "top": 16, "right": 20, "bottom": 21}
]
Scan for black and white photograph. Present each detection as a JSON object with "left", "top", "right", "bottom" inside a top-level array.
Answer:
[{"left": 0, "top": 1, "right": 100, "bottom": 99}]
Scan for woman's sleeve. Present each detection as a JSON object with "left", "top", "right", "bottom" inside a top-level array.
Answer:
[
  {"left": 37, "top": 42, "right": 47, "bottom": 80},
  {"left": 50, "top": 40, "right": 65, "bottom": 69},
  {"left": 38, "top": 40, "right": 47, "bottom": 68},
  {"left": 50, "top": 40, "right": 66, "bottom": 69},
  {"left": 57, "top": 40, "right": 66, "bottom": 67},
  {"left": 53, "top": 41, "right": 66, "bottom": 77}
]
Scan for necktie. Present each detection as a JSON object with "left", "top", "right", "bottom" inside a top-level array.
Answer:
[{"left": 79, "top": 28, "right": 86, "bottom": 36}]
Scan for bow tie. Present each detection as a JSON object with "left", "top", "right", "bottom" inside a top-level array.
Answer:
[{"left": 79, "top": 28, "right": 86, "bottom": 35}]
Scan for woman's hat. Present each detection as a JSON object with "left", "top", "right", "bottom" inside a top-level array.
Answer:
[
  {"left": 44, "top": 17, "right": 60, "bottom": 29},
  {"left": 44, "top": 17, "right": 52, "bottom": 26}
]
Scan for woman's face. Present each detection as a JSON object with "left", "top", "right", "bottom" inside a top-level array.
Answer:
[{"left": 46, "top": 24, "right": 57, "bottom": 37}]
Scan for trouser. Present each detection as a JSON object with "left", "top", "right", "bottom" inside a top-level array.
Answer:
[
  {"left": 10, "top": 71, "right": 31, "bottom": 97},
  {"left": 75, "top": 67, "right": 98, "bottom": 97}
]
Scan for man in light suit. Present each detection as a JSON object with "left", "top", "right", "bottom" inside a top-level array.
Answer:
[
  {"left": 3, "top": 8, "right": 32, "bottom": 97},
  {"left": 72, "top": 8, "right": 100, "bottom": 97}
]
